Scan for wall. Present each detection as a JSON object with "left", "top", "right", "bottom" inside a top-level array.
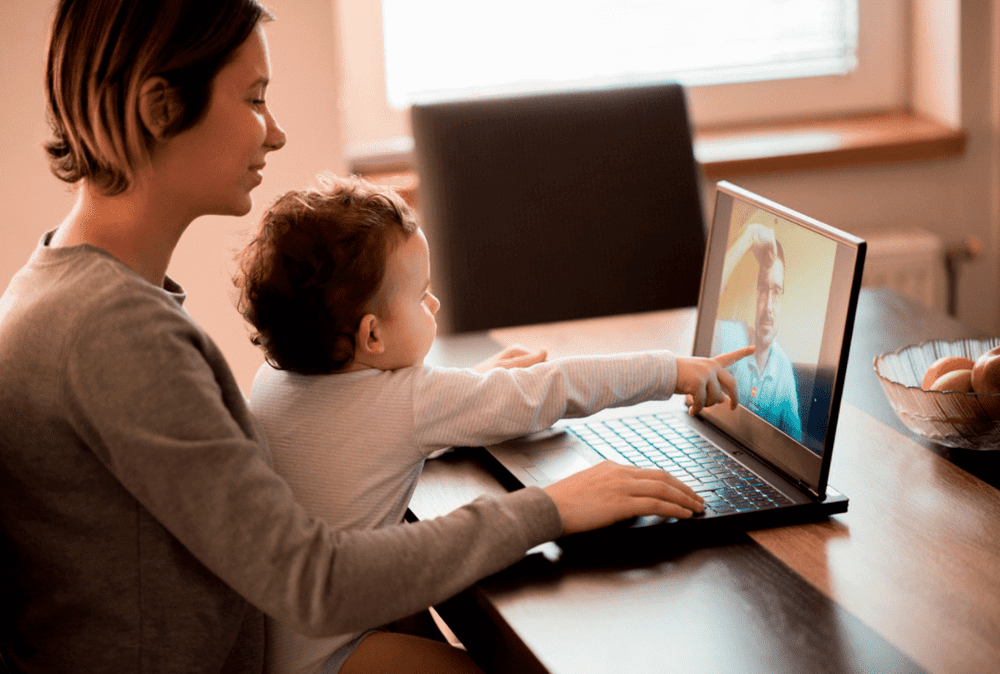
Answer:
[
  {"left": 0, "top": 0, "right": 347, "bottom": 395},
  {"left": 705, "top": 0, "right": 998, "bottom": 336},
  {"left": 338, "top": 0, "right": 402, "bottom": 157}
]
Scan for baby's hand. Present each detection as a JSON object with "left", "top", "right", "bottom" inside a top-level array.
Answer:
[
  {"left": 472, "top": 344, "right": 548, "bottom": 373},
  {"left": 675, "top": 346, "right": 755, "bottom": 415}
]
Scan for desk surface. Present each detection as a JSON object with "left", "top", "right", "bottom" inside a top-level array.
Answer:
[{"left": 415, "top": 288, "right": 1000, "bottom": 674}]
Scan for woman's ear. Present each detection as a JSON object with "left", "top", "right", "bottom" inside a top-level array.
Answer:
[
  {"left": 138, "top": 77, "right": 183, "bottom": 140},
  {"left": 355, "top": 314, "right": 385, "bottom": 358}
]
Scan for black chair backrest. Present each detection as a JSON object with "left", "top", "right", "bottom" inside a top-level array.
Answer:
[{"left": 412, "top": 83, "right": 706, "bottom": 333}]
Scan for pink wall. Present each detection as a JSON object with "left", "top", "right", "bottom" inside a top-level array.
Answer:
[{"left": 1, "top": 0, "right": 347, "bottom": 394}]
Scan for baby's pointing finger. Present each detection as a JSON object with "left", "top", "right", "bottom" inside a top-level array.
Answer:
[{"left": 715, "top": 345, "right": 755, "bottom": 368}]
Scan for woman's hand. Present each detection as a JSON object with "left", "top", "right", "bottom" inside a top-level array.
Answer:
[
  {"left": 676, "top": 345, "right": 755, "bottom": 415},
  {"left": 472, "top": 344, "right": 547, "bottom": 373},
  {"left": 543, "top": 461, "right": 704, "bottom": 535}
]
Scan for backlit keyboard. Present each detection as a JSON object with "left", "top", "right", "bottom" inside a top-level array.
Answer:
[{"left": 566, "top": 413, "right": 792, "bottom": 515}]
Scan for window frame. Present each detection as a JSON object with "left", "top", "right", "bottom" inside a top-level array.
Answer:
[{"left": 339, "top": 0, "right": 908, "bottom": 158}]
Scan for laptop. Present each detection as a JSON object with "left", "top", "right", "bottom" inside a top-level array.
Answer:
[{"left": 482, "top": 181, "right": 866, "bottom": 533}]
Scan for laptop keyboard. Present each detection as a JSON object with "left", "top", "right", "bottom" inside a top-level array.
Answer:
[{"left": 566, "top": 413, "right": 792, "bottom": 516}]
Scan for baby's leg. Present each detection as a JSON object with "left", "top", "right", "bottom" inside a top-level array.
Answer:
[{"left": 340, "top": 632, "right": 484, "bottom": 674}]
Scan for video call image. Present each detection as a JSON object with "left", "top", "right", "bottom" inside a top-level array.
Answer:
[{"left": 711, "top": 202, "right": 837, "bottom": 455}]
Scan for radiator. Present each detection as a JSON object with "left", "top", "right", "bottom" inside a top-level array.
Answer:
[{"left": 858, "top": 229, "right": 946, "bottom": 312}]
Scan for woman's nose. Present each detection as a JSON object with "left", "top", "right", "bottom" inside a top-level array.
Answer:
[{"left": 265, "top": 110, "right": 287, "bottom": 151}]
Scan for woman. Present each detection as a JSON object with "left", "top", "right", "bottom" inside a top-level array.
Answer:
[{"left": 0, "top": 1, "right": 705, "bottom": 672}]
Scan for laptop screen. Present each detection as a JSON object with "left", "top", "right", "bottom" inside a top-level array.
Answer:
[{"left": 693, "top": 182, "right": 865, "bottom": 498}]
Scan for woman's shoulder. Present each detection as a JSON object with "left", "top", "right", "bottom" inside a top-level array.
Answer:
[
  {"left": 2, "top": 245, "right": 202, "bottom": 368},
  {"left": 35, "top": 245, "right": 188, "bottom": 325}
]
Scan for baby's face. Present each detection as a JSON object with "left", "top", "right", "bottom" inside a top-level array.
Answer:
[{"left": 373, "top": 228, "right": 440, "bottom": 369}]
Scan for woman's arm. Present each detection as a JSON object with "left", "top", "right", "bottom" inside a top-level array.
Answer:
[{"left": 63, "top": 283, "right": 561, "bottom": 638}]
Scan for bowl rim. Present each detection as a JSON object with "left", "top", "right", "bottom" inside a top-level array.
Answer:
[{"left": 872, "top": 337, "right": 1000, "bottom": 398}]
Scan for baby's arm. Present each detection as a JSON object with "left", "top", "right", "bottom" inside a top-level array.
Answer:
[
  {"left": 675, "top": 346, "right": 756, "bottom": 415},
  {"left": 413, "top": 352, "right": 678, "bottom": 451}
]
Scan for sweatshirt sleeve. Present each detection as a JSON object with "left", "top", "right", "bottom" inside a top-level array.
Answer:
[
  {"left": 62, "top": 287, "right": 562, "bottom": 638},
  {"left": 411, "top": 351, "right": 678, "bottom": 451}
]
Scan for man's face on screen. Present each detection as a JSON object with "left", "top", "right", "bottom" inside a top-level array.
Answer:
[{"left": 755, "top": 257, "right": 784, "bottom": 351}]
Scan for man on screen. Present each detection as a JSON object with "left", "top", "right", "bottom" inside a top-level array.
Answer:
[{"left": 715, "top": 223, "right": 802, "bottom": 441}]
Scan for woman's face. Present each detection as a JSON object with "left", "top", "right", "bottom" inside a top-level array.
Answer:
[{"left": 155, "top": 24, "right": 286, "bottom": 218}]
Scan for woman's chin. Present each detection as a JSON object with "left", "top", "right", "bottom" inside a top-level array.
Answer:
[{"left": 207, "top": 196, "right": 255, "bottom": 218}]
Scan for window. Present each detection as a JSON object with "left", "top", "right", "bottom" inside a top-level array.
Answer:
[
  {"left": 382, "top": 1, "right": 858, "bottom": 108},
  {"left": 339, "top": 1, "right": 905, "bottom": 157}
]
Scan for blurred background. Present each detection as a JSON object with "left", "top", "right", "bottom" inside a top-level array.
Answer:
[{"left": 2, "top": 0, "right": 997, "bottom": 394}]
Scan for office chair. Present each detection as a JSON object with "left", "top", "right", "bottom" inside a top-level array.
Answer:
[{"left": 411, "top": 83, "right": 706, "bottom": 334}]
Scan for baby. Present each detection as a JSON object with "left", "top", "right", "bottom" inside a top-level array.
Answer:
[{"left": 237, "top": 174, "right": 751, "bottom": 674}]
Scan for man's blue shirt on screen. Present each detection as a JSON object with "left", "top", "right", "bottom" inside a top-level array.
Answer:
[{"left": 717, "top": 320, "right": 802, "bottom": 441}]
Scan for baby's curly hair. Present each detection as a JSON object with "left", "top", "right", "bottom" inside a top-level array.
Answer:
[{"left": 237, "top": 173, "right": 418, "bottom": 374}]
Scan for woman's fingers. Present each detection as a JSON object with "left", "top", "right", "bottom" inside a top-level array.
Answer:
[
  {"left": 634, "top": 466, "right": 701, "bottom": 501},
  {"left": 544, "top": 462, "right": 705, "bottom": 535},
  {"left": 625, "top": 467, "right": 705, "bottom": 517}
]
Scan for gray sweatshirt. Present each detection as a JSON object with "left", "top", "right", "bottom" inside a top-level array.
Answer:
[{"left": 0, "top": 233, "right": 561, "bottom": 674}]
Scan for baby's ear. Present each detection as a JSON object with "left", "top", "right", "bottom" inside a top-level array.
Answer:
[
  {"left": 138, "top": 76, "right": 183, "bottom": 140},
  {"left": 355, "top": 314, "right": 384, "bottom": 356}
]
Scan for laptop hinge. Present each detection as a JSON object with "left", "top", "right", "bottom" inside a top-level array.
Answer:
[{"left": 799, "top": 480, "right": 821, "bottom": 500}]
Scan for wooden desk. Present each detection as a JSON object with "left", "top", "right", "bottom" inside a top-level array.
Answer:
[{"left": 415, "top": 288, "right": 1000, "bottom": 674}]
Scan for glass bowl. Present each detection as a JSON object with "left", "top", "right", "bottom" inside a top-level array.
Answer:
[{"left": 874, "top": 338, "right": 1000, "bottom": 450}]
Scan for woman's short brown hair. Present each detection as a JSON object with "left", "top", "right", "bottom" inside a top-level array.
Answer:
[
  {"left": 237, "top": 174, "right": 418, "bottom": 375},
  {"left": 44, "top": 0, "right": 273, "bottom": 195}
]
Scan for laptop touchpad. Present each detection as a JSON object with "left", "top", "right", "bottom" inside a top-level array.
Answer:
[{"left": 500, "top": 429, "right": 596, "bottom": 484}]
